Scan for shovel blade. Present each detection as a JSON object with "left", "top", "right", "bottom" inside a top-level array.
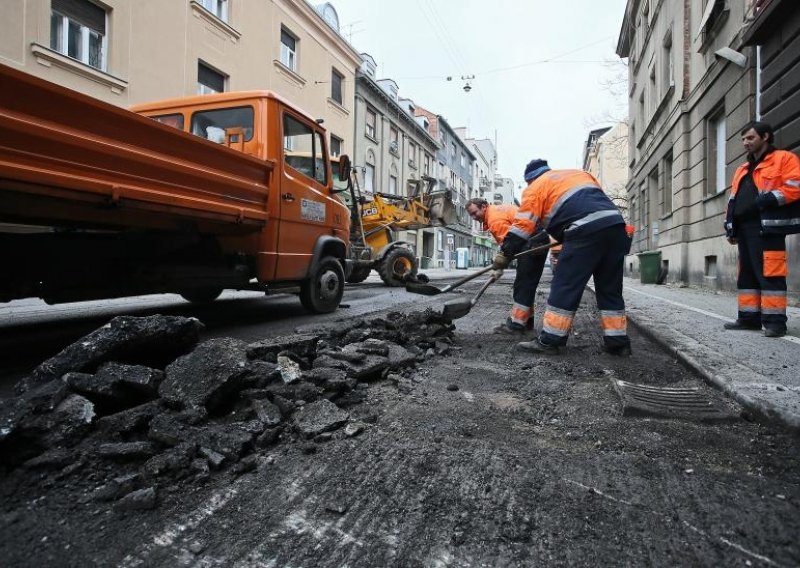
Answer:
[
  {"left": 441, "top": 298, "right": 473, "bottom": 320},
  {"left": 405, "top": 282, "right": 445, "bottom": 295}
]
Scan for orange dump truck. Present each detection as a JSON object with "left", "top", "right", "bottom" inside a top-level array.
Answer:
[{"left": 0, "top": 64, "right": 351, "bottom": 313}]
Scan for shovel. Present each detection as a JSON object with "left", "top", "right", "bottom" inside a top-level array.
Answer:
[
  {"left": 405, "top": 241, "right": 557, "bottom": 296},
  {"left": 441, "top": 274, "right": 498, "bottom": 320}
]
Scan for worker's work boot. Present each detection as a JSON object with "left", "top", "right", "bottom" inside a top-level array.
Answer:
[
  {"left": 723, "top": 320, "right": 761, "bottom": 331},
  {"left": 764, "top": 328, "right": 786, "bottom": 338},
  {"left": 494, "top": 319, "right": 528, "bottom": 335},
  {"left": 517, "top": 338, "right": 560, "bottom": 354}
]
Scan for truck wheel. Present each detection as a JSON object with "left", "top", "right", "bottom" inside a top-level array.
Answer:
[
  {"left": 180, "top": 287, "right": 223, "bottom": 304},
  {"left": 346, "top": 266, "right": 372, "bottom": 284},
  {"left": 378, "top": 248, "right": 417, "bottom": 287},
  {"left": 300, "top": 256, "right": 345, "bottom": 314}
]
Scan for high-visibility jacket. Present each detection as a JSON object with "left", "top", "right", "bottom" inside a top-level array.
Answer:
[
  {"left": 725, "top": 149, "right": 800, "bottom": 236},
  {"left": 501, "top": 169, "right": 624, "bottom": 256},
  {"left": 483, "top": 203, "right": 518, "bottom": 244}
]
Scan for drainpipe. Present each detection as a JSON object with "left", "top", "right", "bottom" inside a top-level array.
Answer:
[{"left": 755, "top": 45, "right": 762, "bottom": 120}]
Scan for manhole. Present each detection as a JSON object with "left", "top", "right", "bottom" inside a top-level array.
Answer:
[{"left": 611, "top": 379, "right": 738, "bottom": 422}]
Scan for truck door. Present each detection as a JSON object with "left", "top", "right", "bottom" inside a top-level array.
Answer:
[{"left": 276, "top": 112, "right": 332, "bottom": 280}]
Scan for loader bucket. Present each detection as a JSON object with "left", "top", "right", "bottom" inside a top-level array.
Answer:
[{"left": 427, "top": 192, "right": 459, "bottom": 226}]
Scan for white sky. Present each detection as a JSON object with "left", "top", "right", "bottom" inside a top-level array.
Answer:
[{"left": 331, "top": 0, "right": 629, "bottom": 194}]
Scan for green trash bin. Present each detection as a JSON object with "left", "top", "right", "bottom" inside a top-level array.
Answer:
[{"left": 637, "top": 251, "right": 661, "bottom": 284}]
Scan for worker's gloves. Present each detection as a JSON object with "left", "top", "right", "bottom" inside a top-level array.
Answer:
[
  {"left": 491, "top": 269, "right": 504, "bottom": 280},
  {"left": 756, "top": 191, "right": 779, "bottom": 209},
  {"left": 492, "top": 252, "right": 511, "bottom": 270}
]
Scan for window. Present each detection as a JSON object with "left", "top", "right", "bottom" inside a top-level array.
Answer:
[
  {"left": 282, "top": 114, "right": 326, "bottom": 184},
  {"left": 663, "top": 152, "right": 673, "bottom": 215},
  {"left": 191, "top": 106, "right": 253, "bottom": 144},
  {"left": 365, "top": 164, "right": 376, "bottom": 193},
  {"left": 460, "top": 153, "right": 465, "bottom": 168},
  {"left": 706, "top": 108, "right": 727, "bottom": 195},
  {"left": 50, "top": 0, "right": 107, "bottom": 71},
  {"left": 280, "top": 28, "right": 297, "bottom": 71},
  {"left": 200, "top": 0, "right": 228, "bottom": 22},
  {"left": 450, "top": 142, "right": 456, "bottom": 158},
  {"left": 331, "top": 68, "right": 343, "bottom": 105},
  {"left": 197, "top": 61, "right": 225, "bottom": 95},
  {"left": 424, "top": 154, "right": 431, "bottom": 175},
  {"left": 365, "top": 108, "right": 376, "bottom": 139},
  {"left": 151, "top": 114, "right": 184, "bottom": 130},
  {"left": 389, "top": 126, "right": 399, "bottom": 154},
  {"left": 408, "top": 141, "right": 417, "bottom": 167},
  {"left": 639, "top": 183, "right": 648, "bottom": 243},
  {"left": 389, "top": 174, "right": 398, "bottom": 195},
  {"left": 330, "top": 135, "right": 342, "bottom": 158},
  {"left": 662, "top": 30, "right": 674, "bottom": 94}
]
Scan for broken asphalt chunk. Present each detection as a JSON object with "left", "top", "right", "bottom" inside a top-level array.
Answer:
[
  {"left": 159, "top": 338, "right": 248, "bottom": 412},
  {"left": 293, "top": 399, "right": 349, "bottom": 438},
  {"left": 246, "top": 334, "right": 320, "bottom": 362}
]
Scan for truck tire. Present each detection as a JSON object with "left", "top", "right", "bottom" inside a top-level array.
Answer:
[
  {"left": 180, "top": 287, "right": 223, "bottom": 304},
  {"left": 378, "top": 247, "right": 417, "bottom": 287},
  {"left": 346, "top": 266, "right": 372, "bottom": 284},
  {"left": 300, "top": 256, "right": 345, "bottom": 314}
]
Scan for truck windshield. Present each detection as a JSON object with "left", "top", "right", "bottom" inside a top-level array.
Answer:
[{"left": 191, "top": 106, "right": 254, "bottom": 144}]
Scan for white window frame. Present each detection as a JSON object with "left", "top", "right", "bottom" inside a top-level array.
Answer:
[
  {"left": 365, "top": 108, "right": 377, "bottom": 139},
  {"left": 364, "top": 163, "right": 376, "bottom": 193},
  {"left": 50, "top": 5, "right": 108, "bottom": 71},
  {"left": 201, "top": 0, "right": 228, "bottom": 22},
  {"left": 280, "top": 28, "right": 297, "bottom": 71}
]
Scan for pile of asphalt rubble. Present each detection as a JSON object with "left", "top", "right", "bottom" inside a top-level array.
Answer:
[{"left": 0, "top": 311, "right": 455, "bottom": 510}]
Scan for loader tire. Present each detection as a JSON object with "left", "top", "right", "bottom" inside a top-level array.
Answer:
[
  {"left": 378, "top": 248, "right": 417, "bottom": 287},
  {"left": 346, "top": 266, "right": 372, "bottom": 284},
  {"left": 300, "top": 256, "right": 345, "bottom": 314}
]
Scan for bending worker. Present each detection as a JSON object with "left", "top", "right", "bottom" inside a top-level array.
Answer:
[
  {"left": 492, "top": 159, "right": 631, "bottom": 355},
  {"left": 466, "top": 198, "right": 549, "bottom": 334},
  {"left": 723, "top": 120, "right": 800, "bottom": 338}
]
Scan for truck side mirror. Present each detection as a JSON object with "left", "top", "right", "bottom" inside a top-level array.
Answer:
[{"left": 338, "top": 154, "right": 351, "bottom": 182}]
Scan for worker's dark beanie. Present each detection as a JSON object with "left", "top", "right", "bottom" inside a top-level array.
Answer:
[{"left": 524, "top": 159, "right": 550, "bottom": 182}]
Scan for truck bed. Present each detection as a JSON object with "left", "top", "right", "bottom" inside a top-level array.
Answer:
[{"left": 0, "top": 64, "right": 270, "bottom": 234}]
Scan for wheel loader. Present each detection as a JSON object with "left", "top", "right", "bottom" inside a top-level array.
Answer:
[{"left": 334, "top": 156, "right": 458, "bottom": 286}]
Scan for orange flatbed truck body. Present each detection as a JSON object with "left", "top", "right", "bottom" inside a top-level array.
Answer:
[{"left": 0, "top": 63, "right": 350, "bottom": 312}]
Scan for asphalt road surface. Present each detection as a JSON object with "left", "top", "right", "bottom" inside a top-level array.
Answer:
[{"left": 1, "top": 274, "right": 798, "bottom": 566}]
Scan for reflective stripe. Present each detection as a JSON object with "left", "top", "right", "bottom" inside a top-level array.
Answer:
[
  {"left": 544, "top": 184, "right": 599, "bottom": 228},
  {"left": 772, "top": 190, "right": 787, "bottom": 206},
  {"left": 599, "top": 309, "right": 626, "bottom": 317},
  {"left": 762, "top": 291, "right": 787, "bottom": 314},
  {"left": 787, "top": 180, "right": 800, "bottom": 188},
  {"left": 737, "top": 291, "right": 760, "bottom": 310},
  {"left": 546, "top": 304, "right": 576, "bottom": 318},
  {"left": 508, "top": 226, "right": 532, "bottom": 239},
  {"left": 564, "top": 209, "right": 624, "bottom": 234},
  {"left": 601, "top": 314, "right": 627, "bottom": 336},
  {"left": 514, "top": 211, "right": 535, "bottom": 221},
  {"left": 542, "top": 311, "right": 572, "bottom": 337},
  {"left": 510, "top": 304, "right": 532, "bottom": 326},
  {"left": 762, "top": 217, "right": 800, "bottom": 228}
]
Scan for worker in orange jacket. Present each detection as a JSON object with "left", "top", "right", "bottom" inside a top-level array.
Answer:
[
  {"left": 492, "top": 159, "right": 631, "bottom": 355},
  {"left": 466, "top": 198, "right": 548, "bottom": 333},
  {"left": 723, "top": 121, "right": 800, "bottom": 337}
]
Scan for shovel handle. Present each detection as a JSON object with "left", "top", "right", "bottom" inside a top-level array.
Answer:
[
  {"left": 441, "top": 241, "right": 557, "bottom": 293},
  {"left": 471, "top": 275, "right": 497, "bottom": 305}
]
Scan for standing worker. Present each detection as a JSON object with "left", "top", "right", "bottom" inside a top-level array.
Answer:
[
  {"left": 492, "top": 159, "right": 631, "bottom": 355},
  {"left": 723, "top": 121, "right": 800, "bottom": 338},
  {"left": 466, "top": 198, "right": 549, "bottom": 334}
]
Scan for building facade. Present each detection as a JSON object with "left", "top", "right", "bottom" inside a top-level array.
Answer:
[
  {"left": 412, "top": 106, "right": 476, "bottom": 269},
  {"left": 456, "top": 131, "right": 498, "bottom": 266},
  {"left": 582, "top": 123, "right": 630, "bottom": 217},
  {"left": 2, "top": 0, "right": 362, "bottom": 156},
  {"left": 616, "top": 0, "right": 799, "bottom": 295},
  {"left": 351, "top": 55, "right": 440, "bottom": 267}
]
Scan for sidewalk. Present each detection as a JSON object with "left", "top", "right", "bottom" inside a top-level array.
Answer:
[
  {"left": 621, "top": 277, "right": 800, "bottom": 431},
  {"left": 413, "top": 266, "right": 800, "bottom": 431}
]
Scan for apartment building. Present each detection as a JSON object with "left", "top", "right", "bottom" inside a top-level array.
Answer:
[
  {"left": 410, "top": 105, "right": 476, "bottom": 268},
  {"left": 2, "top": 0, "right": 362, "bottom": 156},
  {"left": 351, "top": 55, "right": 440, "bottom": 266},
  {"left": 582, "top": 123, "right": 630, "bottom": 217},
  {"left": 616, "top": 0, "right": 800, "bottom": 294},
  {"left": 455, "top": 131, "right": 498, "bottom": 266}
]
